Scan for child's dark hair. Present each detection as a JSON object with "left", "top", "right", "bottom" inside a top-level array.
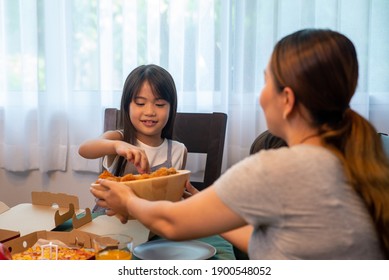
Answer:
[{"left": 114, "top": 64, "right": 178, "bottom": 176}]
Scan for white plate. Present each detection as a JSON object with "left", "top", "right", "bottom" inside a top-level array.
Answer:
[{"left": 133, "top": 239, "right": 216, "bottom": 260}]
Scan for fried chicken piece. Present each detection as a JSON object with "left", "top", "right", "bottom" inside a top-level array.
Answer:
[
  {"left": 167, "top": 167, "right": 177, "bottom": 174},
  {"left": 120, "top": 173, "right": 136, "bottom": 182},
  {"left": 98, "top": 170, "right": 114, "bottom": 179},
  {"left": 149, "top": 167, "right": 176, "bottom": 178},
  {"left": 96, "top": 170, "right": 120, "bottom": 182},
  {"left": 150, "top": 167, "right": 167, "bottom": 177},
  {"left": 97, "top": 167, "right": 178, "bottom": 182}
]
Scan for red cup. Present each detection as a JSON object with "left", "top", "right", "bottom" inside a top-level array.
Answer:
[{"left": 0, "top": 243, "right": 12, "bottom": 260}]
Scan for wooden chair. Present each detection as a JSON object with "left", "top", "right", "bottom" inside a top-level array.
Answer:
[
  {"left": 103, "top": 108, "right": 228, "bottom": 191},
  {"left": 379, "top": 132, "right": 389, "bottom": 158},
  {"left": 250, "top": 130, "right": 287, "bottom": 154}
]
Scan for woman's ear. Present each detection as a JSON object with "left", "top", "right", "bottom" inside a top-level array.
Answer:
[{"left": 281, "top": 87, "right": 296, "bottom": 119}]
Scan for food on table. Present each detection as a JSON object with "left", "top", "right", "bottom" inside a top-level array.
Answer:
[
  {"left": 96, "top": 167, "right": 178, "bottom": 182},
  {"left": 95, "top": 249, "right": 132, "bottom": 260},
  {"left": 11, "top": 245, "right": 95, "bottom": 260}
]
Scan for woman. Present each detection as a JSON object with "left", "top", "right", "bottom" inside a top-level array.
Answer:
[{"left": 90, "top": 29, "right": 389, "bottom": 259}]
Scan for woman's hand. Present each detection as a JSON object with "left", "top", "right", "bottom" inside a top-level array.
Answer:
[
  {"left": 114, "top": 141, "right": 150, "bottom": 174},
  {"left": 182, "top": 180, "right": 199, "bottom": 199},
  {"left": 106, "top": 210, "right": 129, "bottom": 224},
  {"left": 90, "top": 179, "right": 136, "bottom": 223}
]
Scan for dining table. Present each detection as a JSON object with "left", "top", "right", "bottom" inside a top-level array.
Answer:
[{"left": 53, "top": 211, "right": 236, "bottom": 260}]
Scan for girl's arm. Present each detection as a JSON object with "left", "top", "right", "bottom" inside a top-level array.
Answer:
[
  {"left": 91, "top": 180, "right": 246, "bottom": 241},
  {"left": 79, "top": 130, "right": 150, "bottom": 173},
  {"left": 78, "top": 130, "right": 123, "bottom": 159}
]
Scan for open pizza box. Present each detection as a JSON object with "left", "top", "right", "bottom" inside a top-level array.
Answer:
[
  {"left": 0, "top": 192, "right": 84, "bottom": 236},
  {"left": 0, "top": 229, "right": 20, "bottom": 243},
  {"left": 3, "top": 229, "right": 98, "bottom": 259},
  {"left": 0, "top": 201, "right": 21, "bottom": 243},
  {"left": 74, "top": 214, "right": 150, "bottom": 248},
  {"left": 0, "top": 201, "right": 9, "bottom": 215},
  {"left": 68, "top": 205, "right": 149, "bottom": 248}
]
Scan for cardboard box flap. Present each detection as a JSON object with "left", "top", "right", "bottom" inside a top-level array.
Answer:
[
  {"left": 0, "top": 201, "right": 9, "bottom": 214},
  {"left": 54, "top": 203, "right": 76, "bottom": 226},
  {"left": 77, "top": 215, "right": 149, "bottom": 248},
  {"left": 0, "top": 192, "right": 84, "bottom": 236},
  {"left": 0, "top": 229, "right": 20, "bottom": 243},
  {"left": 72, "top": 208, "right": 92, "bottom": 229},
  {"left": 31, "top": 191, "right": 79, "bottom": 209},
  {"left": 32, "top": 191, "right": 82, "bottom": 227},
  {"left": 4, "top": 230, "right": 99, "bottom": 254}
]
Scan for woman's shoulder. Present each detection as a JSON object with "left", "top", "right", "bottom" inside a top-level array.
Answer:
[
  {"left": 246, "top": 145, "right": 338, "bottom": 172},
  {"left": 258, "top": 144, "right": 334, "bottom": 159}
]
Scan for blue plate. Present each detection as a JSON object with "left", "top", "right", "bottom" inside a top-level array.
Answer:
[{"left": 133, "top": 239, "right": 216, "bottom": 260}]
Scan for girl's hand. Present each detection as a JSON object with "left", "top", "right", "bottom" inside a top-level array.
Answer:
[
  {"left": 90, "top": 179, "right": 136, "bottom": 222},
  {"left": 114, "top": 141, "right": 150, "bottom": 173},
  {"left": 183, "top": 180, "right": 199, "bottom": 199}
]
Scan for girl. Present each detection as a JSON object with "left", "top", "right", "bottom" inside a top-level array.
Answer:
[
  {"left": 90, "top": 30, "right": 389, "bottom": 259},
  {"left": 79, "top": 65, "right": 187, "bottom": 211}
]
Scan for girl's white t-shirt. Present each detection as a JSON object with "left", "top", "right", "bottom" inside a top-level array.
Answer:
[{"left": 103, "top": 137, "right": 186, "bottom": 174}]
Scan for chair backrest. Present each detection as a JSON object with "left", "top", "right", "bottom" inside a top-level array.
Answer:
[
  {"left": 173, "top": 112, "right": 227, "bottom": 190},
  {"left": 103, "top": 108, "right": 228, "bottom": 191},
  {"left": 379, "top": 133, "right": 389, "bottom": 158},
  {"left": 250, "top": 130, "right": 287, "bottom": 154},
  {"left": 104, "top": 108, "right": 122, "bottom": 132}
]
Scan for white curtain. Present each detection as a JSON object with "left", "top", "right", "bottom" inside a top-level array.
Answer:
[{"left": 0, "top": 0, "right": 388, "bottom": 174}]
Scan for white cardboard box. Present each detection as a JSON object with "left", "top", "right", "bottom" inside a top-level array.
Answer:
[{"left": 0, "top": 192, "right": 82, "bottom": 236}]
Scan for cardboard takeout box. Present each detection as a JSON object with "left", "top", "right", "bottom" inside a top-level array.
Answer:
[
  {"left": 76, "top": 215, "right": 150, "bottom": 248},
  {"left": 0, "top": 229, "right": 20, "bottom": 243},
  {"left": 4, "top": 229, "right": 98, "bottom": 259},
  {"left": 0, "top": 201, "right": 9, "bottom": 214},
  {"left": 0, "top": 191, "right": 153, "bottom": 250},
  {"left": 0, "top": 192, "right": 83, "bottom": 236}
]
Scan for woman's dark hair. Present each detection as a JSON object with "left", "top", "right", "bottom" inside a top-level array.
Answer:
[
  {"left": 114, "top": 64, "right": 178, "bottom": 176},
  {"left": 270, "top": 29, "right": 389, "bottom": 257}
]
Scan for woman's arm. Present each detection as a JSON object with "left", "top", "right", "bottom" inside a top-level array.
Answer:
[
  {"left": 181, "top": 181, "right": 251, "bottom": 252},
  {"left": 221, "top": 225, "right": 252, "bottom": 253},
  {"left": 90, "top": 179, "right": 247, "bottom": 241}
]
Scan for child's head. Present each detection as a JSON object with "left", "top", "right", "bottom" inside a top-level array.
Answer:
[{"left": 120, "top": 64, "right": 178, "bottom": 144}]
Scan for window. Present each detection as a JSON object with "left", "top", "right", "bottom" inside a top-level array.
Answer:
[{"left": 1, "top": 0, "right": 388, "bottom": 173}]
